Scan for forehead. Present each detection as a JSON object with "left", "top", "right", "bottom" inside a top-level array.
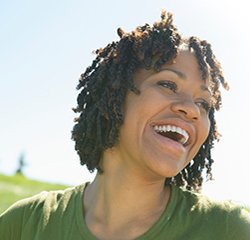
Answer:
[
  {"left": 166, "top": 50, "right": 206, "bottom": 79},
  {"left": 134, "top": 50, "right": 210, "bottom": 87}
]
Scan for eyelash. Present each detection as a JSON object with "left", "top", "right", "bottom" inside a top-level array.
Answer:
[
  {"left": 157, "top": 80, "right": 211, "bottom": 113},
  {"left": 196, "top": 100, "right": 211, "bottom": 113},
  {"left": 157, "top": 80, "right": 177, "bottom": 92}
]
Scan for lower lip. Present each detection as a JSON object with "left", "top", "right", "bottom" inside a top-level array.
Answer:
[{"left": 152, "top": 130, "right": 187, "bottom": 155}]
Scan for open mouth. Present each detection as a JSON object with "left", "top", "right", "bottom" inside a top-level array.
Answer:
[{"left": 153, "top": 125, "right": 189, "bottom": 145}]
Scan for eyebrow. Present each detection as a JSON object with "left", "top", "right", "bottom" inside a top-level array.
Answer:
[
  {"left": 160, "top": 67, "right": 187, "bottom": 79},
  {"left": 159, "top": 67, "right": 212, "bottom": 96},
  {"left": 201, "top": 85, "right": 212, "bottom": 96}
]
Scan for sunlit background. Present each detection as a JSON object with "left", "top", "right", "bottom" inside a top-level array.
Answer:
[{"left": 0, "top": 0, "right": 249, "bottom": 206}]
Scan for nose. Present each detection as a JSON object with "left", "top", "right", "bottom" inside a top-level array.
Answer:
[{"left": 171, "top": 99, "right": 200, "bottom": 121}]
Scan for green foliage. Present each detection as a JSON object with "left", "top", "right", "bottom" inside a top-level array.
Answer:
[{"left": 0, "top": 173, "right": 68, "bottom": 214}]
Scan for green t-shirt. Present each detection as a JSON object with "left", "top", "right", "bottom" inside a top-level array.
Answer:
[{"left": 0, "top": 183, "right": 250, "bottom": 240}]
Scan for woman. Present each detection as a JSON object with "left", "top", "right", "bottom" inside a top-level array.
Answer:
[{"left": 1, "top": 11, "right": 250, "bottom": 240}]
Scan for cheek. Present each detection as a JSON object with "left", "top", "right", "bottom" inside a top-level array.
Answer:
[
  {"left": 125, "top": 90, "right": 161, "bottom": 118},
  {"left": 199, "top": 116, "right": 211, "bottom": 143}
]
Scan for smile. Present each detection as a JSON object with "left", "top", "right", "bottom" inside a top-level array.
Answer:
[{"left": 153, "top": 125, "right": 189, "bottom": 145}]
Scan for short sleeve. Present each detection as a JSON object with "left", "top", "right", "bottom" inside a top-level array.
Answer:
[
  {"left": 0, "top": 200, "right": 26, "bottom": 240},
  {"left": 0, "top": 191, "right": 48, "bottom": 240},
  {"left": 227, "top": 207, "right": 250, "bottom": 240}
]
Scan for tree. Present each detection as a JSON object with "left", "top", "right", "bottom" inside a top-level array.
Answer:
[{"left": 15, "top": 153, "right": 26, "bottom": 176}]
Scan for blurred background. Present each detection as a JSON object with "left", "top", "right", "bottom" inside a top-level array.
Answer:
[{"left": 0, "top": 0, "right": 249, "bottom": 206}]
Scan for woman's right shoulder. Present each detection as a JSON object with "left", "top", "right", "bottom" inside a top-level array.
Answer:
[
  {"left": 0, "top": 184, "right": 86, "bottom": 240},
  {"left": 1, "top": 190, "right": 48, "bottom": 220},
  {"left": 0, "top": 191, "right": 49, "bottom": 240},
  {"left": 0, "top": 184, "right": 86, "bottom": 218}
]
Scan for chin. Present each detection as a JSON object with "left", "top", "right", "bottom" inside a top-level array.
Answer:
[
  {"left": 164, "top": 170, "right": 182, "bottom": 179},
  {"left": 150, "top": 164, "right": 184, "bottom": 180},
  {"left": 151, "top": 158, "right": 187, "bottom": 178}
]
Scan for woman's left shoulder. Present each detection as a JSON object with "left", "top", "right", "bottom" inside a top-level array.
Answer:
[{"left": 181, "top": 187, "right": 250, "bottom": 238}]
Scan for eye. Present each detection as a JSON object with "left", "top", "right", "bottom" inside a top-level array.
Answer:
[
  {"left": 157, "top": 80, "right": 177, "bottom": 93},
  {"left": 196, "top": 99, "right": 211, "bottom": 113}
]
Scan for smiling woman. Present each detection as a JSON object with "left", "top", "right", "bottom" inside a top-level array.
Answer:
[
  {"left": 71, "top": 14, "right": 226, "bottom": 192},
  {"left": 0, "top": 10, "right": 250, "bottom": 240},
  {"left": 117, "top": 51, "right": 212, "bottom": 181}
]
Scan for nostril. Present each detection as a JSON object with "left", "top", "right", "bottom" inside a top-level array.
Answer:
[
  {"left": 178, "top": 108, "right": 198, "bottom": 120},
  {"left": 172, "top": 102, "right": 200, "bottom": 120},
  {"left": 178, "top": 109, "right": 187, "bottom": 115}
]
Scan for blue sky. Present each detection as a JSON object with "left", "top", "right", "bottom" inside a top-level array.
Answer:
[{"left": 0, "top": 0, "right": 250, "bottom": 206}]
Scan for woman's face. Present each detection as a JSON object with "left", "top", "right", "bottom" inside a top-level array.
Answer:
[{"left": 114, "top": 51, "right": 211, "bottom": 181}]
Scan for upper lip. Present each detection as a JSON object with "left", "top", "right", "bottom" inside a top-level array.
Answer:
[{"left": 150, "top": 118, "right": 195, "bottom": 146}]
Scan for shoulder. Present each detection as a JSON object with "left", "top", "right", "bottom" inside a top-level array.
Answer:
[
  {"left": 174, "top": 185, "right": 249, "bottom": 213},
  {"left": 173, "top": 185, "right": 250, "bottom": 239},
  {"left": 0, "top": 184, "right": 87, "bottom": 239},
  {"left": 1, "top": 184, "right": 86, "bottom": 216}
]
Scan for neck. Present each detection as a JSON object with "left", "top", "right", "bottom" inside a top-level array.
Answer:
[
  {"left": 85, "top": 172, "right": 169, "bottom": 218},
  {"left": 83, "top": 151, "right": 171, "bottom": 239}
]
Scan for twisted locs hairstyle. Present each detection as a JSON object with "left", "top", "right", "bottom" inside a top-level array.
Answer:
[{"left": 72, "top": 11, "right": 229, "bottom": 191}]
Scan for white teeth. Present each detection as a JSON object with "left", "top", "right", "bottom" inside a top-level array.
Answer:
[{"left": 153, "top": 124, "right": 189, "bottom": 145}]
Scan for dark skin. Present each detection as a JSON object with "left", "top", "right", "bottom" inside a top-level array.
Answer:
[
  {"left": 83, "top": 50, "right": 211, "bottom": 239},
  {"left": 72, "top": 11, "right": 228, "bottom": 193}
]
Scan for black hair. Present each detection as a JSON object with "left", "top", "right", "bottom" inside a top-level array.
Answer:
[{"left": 72, "top": 11, "right": 228, "bottom": 191}]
